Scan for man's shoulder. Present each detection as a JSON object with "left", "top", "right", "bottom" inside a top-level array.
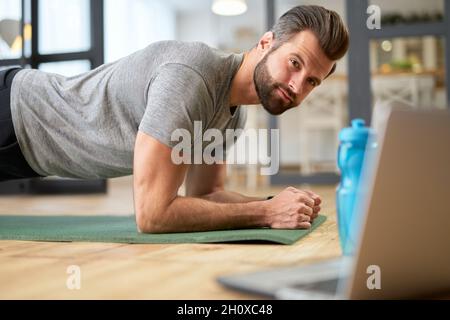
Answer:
[
  {"left": 146, "top": 41, "right": 234, "bottom": 85},
  {"left": 147, "top": 41, "right": 237, "bottom": 71}
]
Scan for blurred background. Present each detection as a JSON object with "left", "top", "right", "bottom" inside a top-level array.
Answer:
[{"left": 0, "top": 0, "right": 449, "bottom": 196}]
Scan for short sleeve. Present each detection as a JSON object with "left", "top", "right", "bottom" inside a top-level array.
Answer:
[{"left": 138, "top": 64, "right": 213, "bottom": 149}]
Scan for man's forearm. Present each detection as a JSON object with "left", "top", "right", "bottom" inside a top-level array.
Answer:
[
  {"left": 140, "top": 196, "right": 268, "bottom": 233},
  {"left": 200, "top": 190, "right": 266, "bottom": 203}
]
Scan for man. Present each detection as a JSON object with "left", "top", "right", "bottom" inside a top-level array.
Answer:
[{"left": 0, "top": 5, "right": 349, "bottom": 233}]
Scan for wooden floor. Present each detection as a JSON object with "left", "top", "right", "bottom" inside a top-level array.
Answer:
[{"left": 0, "top": 176, "right": 341, "bottom": 299}]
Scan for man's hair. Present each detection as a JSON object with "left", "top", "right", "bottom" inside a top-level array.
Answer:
[{"left": 270, "top": 5, "right": 349, "bottom": 76}]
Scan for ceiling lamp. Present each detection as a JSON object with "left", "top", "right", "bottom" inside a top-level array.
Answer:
[{"left": 212, "top": 0, "right": 247, "bottom": 16}]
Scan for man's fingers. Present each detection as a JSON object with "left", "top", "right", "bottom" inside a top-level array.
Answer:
[
  {"left": 288, "top": 187, "right": 322, "bottom": 206},
  {"left": 298, "top": 213, "right": 311, "bottom": 223},
  {"left": 297, "top": 194, "right": 315, "bottom": 208},
  {"left": 298, "top": 221, "right": 312, "bottom": 229},
  {"left": 313, "top": 206, "right": 321, "bottom": 213},
  {"left": 303, "top": 190, "right": 322, "bottom": 205},
  {"left": 299, "top": 204, "right": 314, "bottom": 216}
]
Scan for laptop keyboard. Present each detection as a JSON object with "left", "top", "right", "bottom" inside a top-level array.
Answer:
[{"left": 289, "top": 277, "right": 341, "bottom": 293}]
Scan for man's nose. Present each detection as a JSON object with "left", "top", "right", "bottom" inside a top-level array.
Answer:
[
  {"left": 288, "top": 74, "right": 304, "bottom": 97},
  {"left": 288, "top": 80, "right": 301, "bottom": 98},
  {"left": 288, "top": 84, "right": 298, "bottom": 97}
]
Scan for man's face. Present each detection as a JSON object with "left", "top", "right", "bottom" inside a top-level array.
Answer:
[{"left": 254, "top": 30, "right": 335, "bottom": 115}]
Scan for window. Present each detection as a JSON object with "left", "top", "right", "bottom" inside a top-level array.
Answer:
[
  {"left": 39, "top": 60, "right": 91, "bottom": 76},
  {"left": 39, "top": 0, "right": 91, "bottom": 55},
  {"left": 104, "top": 0, "right": 176, "bottom": 63},
  {"left": 0, "top": 0, "right": 22, "bottom": 60},
  {"left": 0, "top": 0, "right": 105, "bottom": 194}
]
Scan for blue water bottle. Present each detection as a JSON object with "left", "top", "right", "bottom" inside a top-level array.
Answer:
[{"left": 336, "top": 119, "right": 371, "bottom": 255}]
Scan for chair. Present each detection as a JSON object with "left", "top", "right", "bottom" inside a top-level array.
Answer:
[
  {"left": 371, "top": 75, "right": 420, "bottom": 108},
  {"left": 372, "top": 74, "right": 436, "bottom": 110}
]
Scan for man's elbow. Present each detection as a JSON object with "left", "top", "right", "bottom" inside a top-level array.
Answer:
[{"left": 135, "top": 206, "right": 166, "bottom": 234}]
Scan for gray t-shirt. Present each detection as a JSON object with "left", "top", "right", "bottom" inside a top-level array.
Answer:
[{"left": 10, "top": 41, "right": 247, "bottom": 179}]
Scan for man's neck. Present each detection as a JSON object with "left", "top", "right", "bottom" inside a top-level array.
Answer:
[{"left": 229, "top": 49, "right": 261, "bottom": 107}]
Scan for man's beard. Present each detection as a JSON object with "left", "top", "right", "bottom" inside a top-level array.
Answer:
[{"left": 253, "top": 50, "right": 296, "bottom": 115}]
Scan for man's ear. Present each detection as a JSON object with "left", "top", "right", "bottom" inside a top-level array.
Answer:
[{"left": 258, "top": 31, "right": 275, "bottom": 52}]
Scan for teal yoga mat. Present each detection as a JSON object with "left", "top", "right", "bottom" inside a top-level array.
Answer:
[{"left": 0, "top": 214, "right": 326, "bottom": 245}]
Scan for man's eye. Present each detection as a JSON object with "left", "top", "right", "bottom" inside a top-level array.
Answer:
[
  {"left": 290, "top": 59, "right": 300, "bottom": 69},
  {"left": 308, "top": 78, "right": 317, "bottom": 87}
]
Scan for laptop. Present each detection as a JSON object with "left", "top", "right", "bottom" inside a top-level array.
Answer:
[{"left": 217, "top": 106, "right": 450, "bottom": 299}]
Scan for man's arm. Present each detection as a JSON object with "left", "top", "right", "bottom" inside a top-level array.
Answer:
[
  {"left": 133, "top": 131, "right": 320, "bottom": 233},
  {"left": 185, "top": 163, "right": 265, "bottom": 203}
]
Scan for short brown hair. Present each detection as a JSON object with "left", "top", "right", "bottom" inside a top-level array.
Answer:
[{"left": 271, "top": 5, "right": 349, "bottom": 76}]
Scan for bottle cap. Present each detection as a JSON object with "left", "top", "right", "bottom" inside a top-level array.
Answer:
[{"left": 339, "top": 118, "right": 370, "bottom": 142}]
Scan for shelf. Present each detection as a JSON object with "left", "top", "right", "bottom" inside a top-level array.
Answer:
[{"left": 368, "top": 22, "right": 447, "bottom": 39}]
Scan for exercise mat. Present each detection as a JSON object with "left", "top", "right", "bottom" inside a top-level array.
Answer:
[{"left": 0, "top": 214, "right": 326, "bottom": 245}]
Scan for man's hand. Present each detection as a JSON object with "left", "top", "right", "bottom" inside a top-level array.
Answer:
[{"left": 263, "top": 187, "right": 322, "bottom": 229}]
